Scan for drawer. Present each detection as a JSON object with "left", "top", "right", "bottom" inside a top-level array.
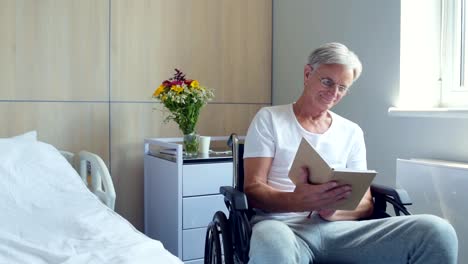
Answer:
[
  {"left": 183, "top": 162, "right": 232, "bottom": 196},
  {"left": 183, "top": 194, "right": 228, "bottom": 229},
  {"left": 183, "top": 227, "right": 206, "bottom": 261}
]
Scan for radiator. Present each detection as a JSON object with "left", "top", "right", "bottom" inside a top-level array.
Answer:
[{"left": 396, "top": 158, "right": 468, "bottom": 264}]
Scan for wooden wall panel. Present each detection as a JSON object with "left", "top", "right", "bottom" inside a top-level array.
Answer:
[
  {"left": 219, "top": 0, "right": 272, "bottom": 103},
  {"left": 112, "top": 1, "right": 182, "bottom": 102},
  {"left": 109, "top": 102, "right": 177, "bottom": 228},
  {"left": 13, "top": 0, "right": 108, "bottom": 101},
  {"left": 111, "top": 0, "right": 271, "bottom": 104},
  {"left": 0, "top": 0, "right": 15, "bottom": 98},
  {"left": 196, "top": 104, "right": 266, "bottom": 136},
  {"left": 2, "top": 0, "right": 271, "bottom": 230},
  {"left": 0, "top": 102, "right": 109, "bottom": 164},
  {"left": 110, "top": 102, "right": 267, "bottom": 229}
]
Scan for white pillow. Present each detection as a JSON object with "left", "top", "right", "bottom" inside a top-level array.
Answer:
[{"left": 6, "top": 131, "right": 37, "bottom": 141}]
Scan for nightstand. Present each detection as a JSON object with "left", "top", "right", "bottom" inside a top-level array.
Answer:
[{"left": 144, "top": 137, "right": 233, "bottom": 263}]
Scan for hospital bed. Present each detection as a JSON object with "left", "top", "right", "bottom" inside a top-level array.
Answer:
[{"left": 0, "top": 131, "right": 182, "bottom": 264}]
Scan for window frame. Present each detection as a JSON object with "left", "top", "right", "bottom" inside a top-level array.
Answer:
[
  {"left": 395, "top": 0, "right": 468, "bottom": 116},
  {"left": 441, "top": 0, "right": 468, "bottom": 107}
]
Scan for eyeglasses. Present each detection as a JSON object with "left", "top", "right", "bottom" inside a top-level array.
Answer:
[{"left": 313, "top": 69, "right": 349, "bottom": 94}]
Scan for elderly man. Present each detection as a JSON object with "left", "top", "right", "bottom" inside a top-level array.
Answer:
[{"left": 243, "top": 42, "right": 458, "bottom": 263}]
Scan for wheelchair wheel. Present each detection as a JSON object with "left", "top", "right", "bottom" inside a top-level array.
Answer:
[{"left": 204, "top": 211, "right": 234, "bottom": 264}]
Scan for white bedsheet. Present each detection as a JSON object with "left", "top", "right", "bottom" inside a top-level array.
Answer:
[{"left": 0, "top": 138, "right": 182, "bottom": 264}]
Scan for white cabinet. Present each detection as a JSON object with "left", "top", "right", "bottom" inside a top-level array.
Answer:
[{"left": 144, "top": 137, "right": 233, "bottom": 263}]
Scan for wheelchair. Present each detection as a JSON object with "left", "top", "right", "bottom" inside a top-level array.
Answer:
[{"left": 204, "top": 134, "right": 412, "bottom": 264}]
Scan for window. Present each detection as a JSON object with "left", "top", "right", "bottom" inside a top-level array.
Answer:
[
  {"left": 398, "top": 0, "right": 468, "bottom": 110},
  {"left": 441, "top": 0, "right": 468, "bottom": 107}
]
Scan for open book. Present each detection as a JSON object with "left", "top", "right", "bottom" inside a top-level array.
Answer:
[{"left": 288, "top": 137, "right": 376, "bottom": 210}]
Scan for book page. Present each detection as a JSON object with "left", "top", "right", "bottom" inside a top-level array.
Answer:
[{"left": 288, "top": 138, "right": 332, "bottom": 185}]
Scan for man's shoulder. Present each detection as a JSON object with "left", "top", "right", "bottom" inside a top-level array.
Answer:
[
  {"left": 255, "top": 104, "right": 294, "bottom": 125},
  {"left": 248, "top": 104, "right": 296, "bottom": 139},
  {"left": 329, "top": 111, "right": 362, "bottom": 131},
  {"left": 258, "top": 104, "right": 292, "bottom": 116}
]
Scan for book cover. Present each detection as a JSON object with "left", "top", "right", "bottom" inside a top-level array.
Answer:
[{"left": 288, "top": 137, "right": 376, "bottom": 210}]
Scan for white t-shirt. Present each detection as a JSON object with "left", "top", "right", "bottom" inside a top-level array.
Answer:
[{"left": 244, "top": 104, "right": 367, "bottom": 218}]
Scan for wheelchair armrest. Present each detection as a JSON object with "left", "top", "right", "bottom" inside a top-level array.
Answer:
[
  {"left": 370, "top": 183, "right": 412, "bottom": 217},
  {"left": 371, "top": 184, "right": 412, "bottom": 206},
  {"left": 220, "top": 186, "right": 249, "bottom": 210}
]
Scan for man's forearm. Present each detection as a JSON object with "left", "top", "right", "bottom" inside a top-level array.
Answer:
[
  {"left": 244, "top": 182, "right": 301, "bottom": 213},
  {"left": 328, "top": 200, "right": 373, "bottom": 221}
]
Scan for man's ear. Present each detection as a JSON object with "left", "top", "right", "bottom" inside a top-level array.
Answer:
[{"left": 304, "top": 64, "right": 313, "bottom": 78}]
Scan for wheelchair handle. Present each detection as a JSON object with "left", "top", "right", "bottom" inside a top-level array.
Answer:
[{"left": 229, "top": 133, "right": 240, "bottom": 189}]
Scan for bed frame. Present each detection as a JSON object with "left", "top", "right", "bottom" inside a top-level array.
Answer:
[{"left": 60, "top": 150, "right": 116, "bottom": 210}]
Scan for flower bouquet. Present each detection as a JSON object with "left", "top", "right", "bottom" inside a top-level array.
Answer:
[{"left": 153, "top": 69, "right": 214, "bottom": 156}]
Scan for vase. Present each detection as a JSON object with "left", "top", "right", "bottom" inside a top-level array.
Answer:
[{"left": 183, "top": 132, "right": 199, "bottom": 157}]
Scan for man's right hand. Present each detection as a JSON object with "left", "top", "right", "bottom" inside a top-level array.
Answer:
[{"left": 293, "top": 167, "right": 351, "bottom": 212}]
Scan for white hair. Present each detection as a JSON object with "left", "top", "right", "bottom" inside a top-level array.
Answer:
[{"left": 307, "top": 42, "right": 363, "bottom": 81}]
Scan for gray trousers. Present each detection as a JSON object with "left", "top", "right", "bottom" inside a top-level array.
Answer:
[{"left": 248, "top": 213, "right": 458, "bottom": 264}]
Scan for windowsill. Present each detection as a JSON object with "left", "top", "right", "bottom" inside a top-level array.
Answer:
[{"left": 388, "top": 107, "right": 468, "bottom": 118}]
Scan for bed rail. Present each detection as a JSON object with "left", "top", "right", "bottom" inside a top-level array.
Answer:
[
  {"left": 78, "top": 151, "right": 116, "bottom": 211},
  {"left": 59, "top": 150, "right": 116, "bottom": 211},
  {"left": 60, "top": 150, "right": 75, "bottom": 165}
]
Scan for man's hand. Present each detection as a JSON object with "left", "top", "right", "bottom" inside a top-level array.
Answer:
[
  {"left": 318, "top": 209, "right": 336, "bottom": 220},
  {"left": 318, "top": 209, "right": 338, "bottom": 221},
  {"left": 293, "top": 167, "right": 351, "bottom": 212}
]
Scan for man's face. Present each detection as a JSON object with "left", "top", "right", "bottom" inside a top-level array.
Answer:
[{"left": 303, "top": 63, "right": 354, "bottom": 111}]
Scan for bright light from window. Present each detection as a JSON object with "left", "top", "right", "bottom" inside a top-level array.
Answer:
[
  {"left": 399, "top": 0, "right": 468, "bottom": 109},
  {"left": 463, "top": 0, "right": 468, "bottom": 88},
  {"left": 441, "top": 0, "right": 468, "bottom": 107},
  {"left": 399, "top": 0, "right": 441, "bottom": 109}
]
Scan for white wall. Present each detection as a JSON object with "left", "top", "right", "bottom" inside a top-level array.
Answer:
[{"left": 273, "top": 0, "right": 468, "bottom": 186}]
